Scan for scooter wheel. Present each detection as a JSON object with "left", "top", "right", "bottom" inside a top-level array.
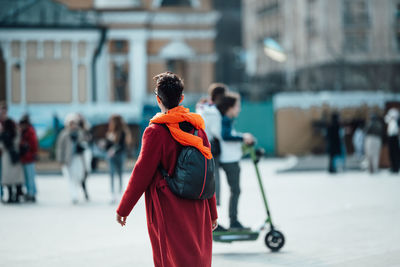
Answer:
[{"left": 265, "top": 230, "right": 285, "bottom": 252}]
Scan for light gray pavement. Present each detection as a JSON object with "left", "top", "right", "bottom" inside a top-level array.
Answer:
[{"left": 1, "top": 158, "right": 400, "bottom": 267}]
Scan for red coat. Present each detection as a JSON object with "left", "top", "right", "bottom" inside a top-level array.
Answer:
[
  {"left": 117, "top": 124, "right": 218, "bottom": 267},
  {"left": 20, "top": 125, "right": 39, "bottom": 164}
]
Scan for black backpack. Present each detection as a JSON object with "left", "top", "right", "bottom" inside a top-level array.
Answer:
[{"left": 158, "top": 124, "right": 215, "bottom": 200}]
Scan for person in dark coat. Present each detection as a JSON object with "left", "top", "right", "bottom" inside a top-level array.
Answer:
[
  {"left": 116, "top": 72, "right": 218, "bottom": 267},
  {"left": 327, "top": 113, "right": 343, "bottom": 173},
  {"left": 19, "top": 115, "right": 39, "bottom": 202},
  {"left": 384, "top": 108, "right": 400, "bottom": 173}
]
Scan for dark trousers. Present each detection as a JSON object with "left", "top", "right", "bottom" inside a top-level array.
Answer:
[
  {"left": 220, "top": 162, "right": 240, "bottom": 223},
  {"left": 388, "top": 136, "right": 400, "bottom": 173}
]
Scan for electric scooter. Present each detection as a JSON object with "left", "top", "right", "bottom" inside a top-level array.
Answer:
[{"left": 213, "top": 144, "right": 285, "bottom": 252}]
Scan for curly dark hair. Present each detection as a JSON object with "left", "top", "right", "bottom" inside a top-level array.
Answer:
[
  {"left": 217, "top": 92, "right": 240, "bottom": 115},
  {"left": 153, "top": 72, "right": 184, "bottom": 109}
]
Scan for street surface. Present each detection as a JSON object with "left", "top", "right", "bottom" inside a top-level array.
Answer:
[{"left": 1, "top": 158, "right": 399, "bottom": 267}]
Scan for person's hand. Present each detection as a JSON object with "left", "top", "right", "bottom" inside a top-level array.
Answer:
[
  {"left": 116, "top": 213, "right": 127, "bottom": 227},
  {"left": 212, "top": 219, "right": 218, "bottom": 231},
  {"left": 243, "top": 133, "right": 255, "bottom": 145}
]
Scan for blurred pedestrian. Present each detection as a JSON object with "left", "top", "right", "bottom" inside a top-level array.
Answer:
[
  {"left": 0, "top": 101, "right": 8, "bottom": 201},
  {"left": 0, "top": 118, "right": 24, "bottom": 203},
  {"left": 364, "top": 114, "right": 384, "bottom": 174},
  {"left": 352, "top": 121, "right": 365, "bottom": 161},
  {"left": 19, "top": 115, "right": 39, "bottom": 202},
  {"left": 77, "top": 114, "right": 92, "bottom": 201},
  {"left": 56, "top": 113, "right": 86, "bottom": 204},
  {"left": 326, "top": 113, "right": 344, "bottom": 173},
  {"left": 217, "top": 92, "right": 254, "bottom": 230},
  {"left": 196, "top": 83, "right": 227, "bottom": 208},
  {"left": 116, "top": 72, "right": 218, "bottom": 267},
  {"left": 106, "top": 114, "right": 132, "bottom": 203},
  {"left": 385, "top": 108, "right": 400, "bottom": 173}
]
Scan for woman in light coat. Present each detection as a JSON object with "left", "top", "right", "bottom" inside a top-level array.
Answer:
[
  {"left": 0, "top": 119, "right": 24, "bottom": 203},
  {"left": 56, "top": 114, "right": 86, "bottom": 204}
]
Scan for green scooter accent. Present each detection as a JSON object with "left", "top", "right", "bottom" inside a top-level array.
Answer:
[{"left": 212, "top": 144, "right": 285, "bottom": 251}]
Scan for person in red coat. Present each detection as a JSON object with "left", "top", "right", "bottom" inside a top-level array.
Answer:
[
  {"left": 116, "top": 72, "right": 218, "bottom": 267},
  {"left": 19, "top": 115, "right": 39, "bottom": 202}
]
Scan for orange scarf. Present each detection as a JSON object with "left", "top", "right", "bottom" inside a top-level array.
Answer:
[{"left": 150, "top": 106, "right": 212, "bottom": 159}]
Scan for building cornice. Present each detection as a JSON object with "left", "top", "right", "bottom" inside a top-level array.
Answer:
[
  {"left": 100, "top": 11, "right": 220, "bottom": 26},
  {"left": 0, "top": 29, "right": 100, "bottom": 42}
]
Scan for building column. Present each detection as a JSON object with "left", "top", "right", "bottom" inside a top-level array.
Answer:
[
  {"left": 96, "top": 45, "right": 109, "bottom": 103},
  {"left": 20, "top": 41, "right": 27, "bottom": 108},
  {"left": 85, "top": 42, "right": 96, "bottom": 104},
  {"left": 71, "top": 41, "right": 78, "bottom": 105},
  {"left": 129, "top": 38, "right": 147, "bottom": 116}
]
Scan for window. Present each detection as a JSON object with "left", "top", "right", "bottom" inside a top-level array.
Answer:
[
  {"left": 161, "top": 0, "right": 191, "bottom": 7},
  {"left": 343, "top": 0, "right": 369, "bottom": 53},
  {"left": 109, "top": 40, "right": 130, "bottom": 102},
  {"left": 306, "top": 0, "right": 317, "bottom": 37},
  {"left": 343, "top": 0, "right": 369, "bottom": 27},
  {"left": 257, "top": 2, "right": 280, "bottom": 17},
  {"left": 344, "top": 31, "right": 369, "bottom": 53},
  {"left": 166, "top": 59, "right": 187, "bottom": 86},
  {"left": 397, "top": 30, "right": 400, "bottom": 52}
]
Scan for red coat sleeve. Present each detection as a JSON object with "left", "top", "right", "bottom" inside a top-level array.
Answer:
[
  {"left": 208, "top": 195, "right": 218, "bottom": 221},
  {"left": 117, "top": 125, "right": 163, "bottom": 217}
]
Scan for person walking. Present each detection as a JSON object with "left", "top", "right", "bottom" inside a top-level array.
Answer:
[
  {"left": 364, "top": 113, "right": 384, "bottom": 174},
  {"left": 77, "top": 114, "right": 92, "bottom": 201},
  {"left": 19, "top": 115, "right": 39, "bottom": 202},
  {"left": 56, "top": 114, "right": 86, "bottom": 204},
  {"left": 105, "top": 114, "right": 132, "bottom": 203},
  {"left": 116, "top": 72, "right": 218, "bottom": 267},
  {"left": 0, "top": 118, "right": 24, "bottom": 203},
  {"left": 196, "top": 83, "right": 227, "bottom": 207},
  {"left": 217, "top": 92, "right": 254, "bottom": 230},
  {"left": 352, "top": 121, "right": 365, "bottom": 161},
  {"left": 327, "top": 113, "right": 344, "bottom": 173},
  {"left": 385, "top": 108, "right": 400, "bottom": 173}
]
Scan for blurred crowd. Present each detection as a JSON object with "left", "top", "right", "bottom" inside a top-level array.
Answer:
[
  {"left": 325, "top": 108, "right": 400, "bottom": 174},
  {"left": 1, "top": 96, "right": 399, "bottom": 206},
  {"left": 0, "top": 102, "right": 38, "bottom": 203},
  {"left": 0, "top": 101, "right": 133, "bottom": 205}
]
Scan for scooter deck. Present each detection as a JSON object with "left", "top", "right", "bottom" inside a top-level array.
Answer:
[{"left": 213, "top": 230, "right": 259, "bottom": 243}]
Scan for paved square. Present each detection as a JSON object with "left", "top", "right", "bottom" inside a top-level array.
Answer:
[{"left": 1, "top": 159, "right": 399, "bottom": 266}]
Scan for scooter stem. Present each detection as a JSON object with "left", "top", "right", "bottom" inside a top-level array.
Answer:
[{"left": 246, "top": 145, "right": 274, "bottom": 228}]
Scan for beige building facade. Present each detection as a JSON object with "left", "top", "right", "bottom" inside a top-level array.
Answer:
[{"left": 0, "top": 0, "right": 218, "bottom": 127}]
